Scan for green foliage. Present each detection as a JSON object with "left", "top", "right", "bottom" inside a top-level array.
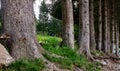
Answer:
[
  {"left": 37, "top": 0, "right": 49, "bottom": 35},
  {"left": 47, "top": 17, "right": 62, "bottom": 36},
  {"left": 37, "top": 35, "right": 101, "bottom": 71},
  {"left": 50, "top": 0, "right": 62, "bottom": 20},
  {"left": 0, "top": 59, "right": 45, "bottom": 71},
  {"left": 43, "top": 53, "right": 73, "bottom": 69},
  {"left": 37, "top": 0, "right": 62, "bottom": 36},
  {"left": 40, "top": 0, "right": 49, "bottom": 13},
  {"left": 37, "top": 35, "right": 62, "bottom": 46},
  {"left": 37, "top": 17, "right": 62, "bottom": 36},
  {"left": 43, "top": 46, "right": 101, "bottom": 71}
]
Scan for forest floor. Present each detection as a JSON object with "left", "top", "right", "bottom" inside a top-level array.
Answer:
[
  {"left": 38, "top": 35, "right": 120, "bottom": 71},
  {"left": 102, "top": 59, "right": 120, "bottom": 71},
  {"left": 42, "top": 55, "right": 120, "bottom": 71},
  {"left": 94, "top": 54, "right": 120, "bottom": 71},
  {"left": 1, "top": 35, "right": 120, "bottom": 71},
  {"left": 48, "top": 58, "right": 120, "bottom": 71}
]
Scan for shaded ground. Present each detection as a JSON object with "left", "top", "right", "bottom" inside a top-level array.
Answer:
[{"left": 102, "top": 59, "right": 120, "bottom": 71}]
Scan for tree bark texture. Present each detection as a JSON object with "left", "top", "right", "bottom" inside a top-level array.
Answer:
[
  {"left": 89, "top": 0, "right": 96, "bottom": 51},
  {"left": 98, "top": 0, "right": 102, "bottom": 51},
  {"left": 61, "top": 0, "right": 74, "bottom": 49},
  {"left": 78, "top": 0, "right": 93, "bottom": 59},
  {"left": 111, "top": 0, "right": 115, "bottom": 53},
  {"left": 1, "top": 0, "right": 44, "bottom": 59},
  {"left": 103, "top": 0, "right": 108, "bottom": 53}
]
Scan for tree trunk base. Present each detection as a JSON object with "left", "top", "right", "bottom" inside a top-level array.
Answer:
[{"left": 78, "top": 47, "right": 94, "bottom": 61}]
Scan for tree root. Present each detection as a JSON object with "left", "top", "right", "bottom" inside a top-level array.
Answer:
[
  {"left": 38, "top": 53, "right": 69, "bottom": 71},
  {"left": 93, "top": 53, "right": 120, "bottom": 60}
]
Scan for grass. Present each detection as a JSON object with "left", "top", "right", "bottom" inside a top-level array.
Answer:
[
  {"left": 0, "top": 59, "right": 45, "bottom": 71},
  {"left": 0, "top": 35, "right": 101, "bottom": 71},
  {"left": 43, "top": 46, "right": 101, "bottom": 71},
  {"left": 37, "top": 35, "right": 101, "bottom": 71},
  {"left": 37, "top": 35, "right": 62, "bottom": 47}
]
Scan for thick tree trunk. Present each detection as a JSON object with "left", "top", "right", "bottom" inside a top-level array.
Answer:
[
  {"left": 78, "top": 0, "right": 93, "bottom": 59},
  {"left": 61, "top": 0, "right": 74, "bottom": 49},
  {"left": 89, "top": 0, "right": 96, "bottom": 51},
  {"left": 1, "top": 0, "right": 44, "bottom": 59},
  {"left": 98, "top": 0, "right": 102, "bottom": 51}
]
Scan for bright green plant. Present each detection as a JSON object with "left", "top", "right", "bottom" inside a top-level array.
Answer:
[{"left": 37, "top": 35, "right": 62, "bottom": 46}]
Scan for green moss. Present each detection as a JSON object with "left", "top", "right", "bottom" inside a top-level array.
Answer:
[{"left": 1, "top": 59, "right": 45, "bottom": 71}]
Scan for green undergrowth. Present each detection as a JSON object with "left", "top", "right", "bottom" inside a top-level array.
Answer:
[
  {"left": 43, "top": 46, "right": 101, "bottom": 71},
  {"left": 0, "top": 35, "right": 101, "bottom": 71},
  {"left": 37, "top": 35, "right": 101, "bottom": 71},
  {"left": 0, "top": 59, "right": 45, "bottom": 71},
  {"left": 37, "top": 35, "right": 62, "bottom": 46}
]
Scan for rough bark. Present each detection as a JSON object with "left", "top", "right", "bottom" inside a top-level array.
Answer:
[
  {"left": 61, "top": 0, "right": 74, "bottom": 49},
  {"left": 78, "top": 0, "right": 93, "bottom": 59},
  {"left": 1, "top": 0, "right": 44, "bottom": 59},
  {"left": 98, "top": 0, "right": 102, "bottom": 51},
  {"left": 89, "top": 0, "right": 96, "bottom": 51}
]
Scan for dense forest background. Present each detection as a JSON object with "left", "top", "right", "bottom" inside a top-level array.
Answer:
[{"left": 0, "top": 0, "right": 120, "bottom": 71}]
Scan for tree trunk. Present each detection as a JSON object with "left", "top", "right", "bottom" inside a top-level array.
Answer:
[
  {"left": 89, "top": 0, "right": 96, "bottom": 51},
  {"left": 103, "top": 0, "right": 108, "bottom": 53},
  {"left": 61, "top": 0, "right": 74, "bottom": 49},
  {"left": 98, "top": 0, "right": 102, "bottom": 51},
  {"left": 115, "top": 21, "right": 119, "bottom": 56},
  {"left": 111, "top": 0, "right": 115, "bottom": 53},
  {"left": 107, "top": 0, "right": 110, "bottom": 53},
  {"left": 78, "top": 0, "right": 93, "bottom": 59},
  {"left": 115, "top": 1, "right": 119, "bottom": 56},
  {"left": 78, "top": 0, "right": 82, "bottom": 48},
  {"left": 1, "top": 0, "right": 44, "bottom": 59}
]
